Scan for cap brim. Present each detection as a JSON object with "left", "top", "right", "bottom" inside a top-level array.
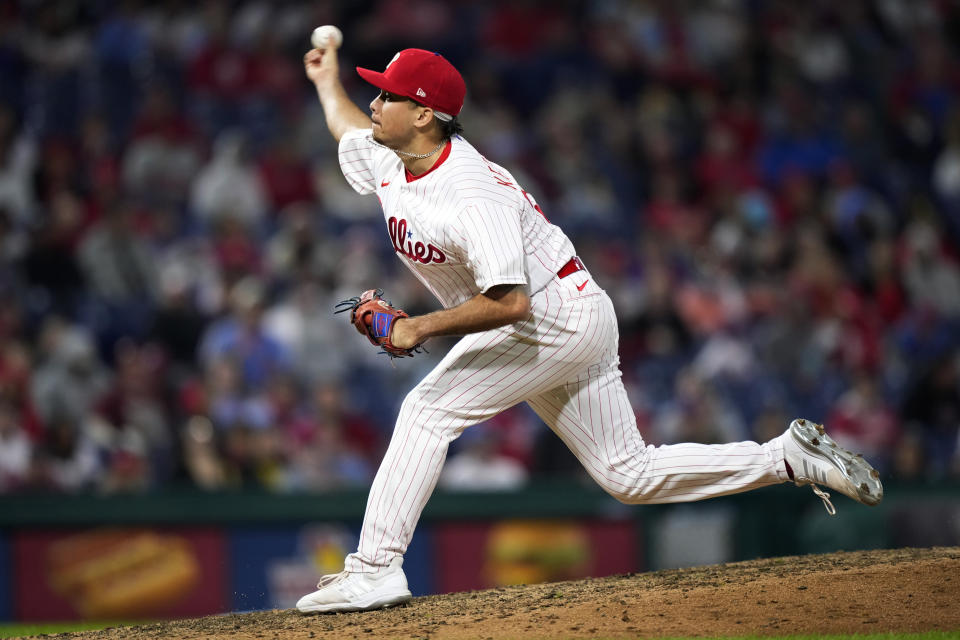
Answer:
[{"left": 356, "top": 67, "right": 409, "bottom": 98}]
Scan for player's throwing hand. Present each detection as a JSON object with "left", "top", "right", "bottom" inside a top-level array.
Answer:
[{"left": 303, "top": 46, "right": 338, "bottom": 88}]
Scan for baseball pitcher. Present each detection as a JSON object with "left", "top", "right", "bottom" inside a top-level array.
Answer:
[{"left": 297, "top": 36, "right": 883, "bottom": 613}]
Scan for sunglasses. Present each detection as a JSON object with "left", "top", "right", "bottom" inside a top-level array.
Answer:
[{"left": 378, "top": 90, "right": 424, "bottom": 106}]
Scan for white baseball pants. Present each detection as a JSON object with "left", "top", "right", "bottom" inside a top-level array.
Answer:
[{"left": 343, "top": 273, "right": 790, "bottom": 572}]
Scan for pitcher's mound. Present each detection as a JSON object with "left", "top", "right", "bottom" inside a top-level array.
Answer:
[{"left": 41, "top": 546, "right": 960, "bottom": 639}]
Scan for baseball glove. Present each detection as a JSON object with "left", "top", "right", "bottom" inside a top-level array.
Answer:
[{"left": 334, "top": 289, "right": 421, "bottom": 358}]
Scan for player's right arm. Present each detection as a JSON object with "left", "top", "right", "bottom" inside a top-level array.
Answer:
[
  {"left": 304, "top": 47, "right": 370, "bottom": 142},
  {"left": 390, "top": 285, "right": 531, "bottom": 350}
]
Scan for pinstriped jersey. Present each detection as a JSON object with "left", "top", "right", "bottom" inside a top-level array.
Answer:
[{"left": 338, "top": 128, "right": 576, "bottom": 309}]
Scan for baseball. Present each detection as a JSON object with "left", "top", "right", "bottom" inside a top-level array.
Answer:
[{"left": 311, "top": 25, "right": 343, "bottom": 50}]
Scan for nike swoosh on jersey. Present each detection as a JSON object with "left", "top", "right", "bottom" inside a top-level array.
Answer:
[
  {"left": 576, "top": 280, "right": 589, "bottom": 291},
  {"left": 381, "top": 180, "right": 390, "bottom": 187}
]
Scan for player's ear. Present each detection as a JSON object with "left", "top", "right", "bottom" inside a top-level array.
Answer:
[{"left": 413, "top": 106, "right": 435, "bottom": 130}]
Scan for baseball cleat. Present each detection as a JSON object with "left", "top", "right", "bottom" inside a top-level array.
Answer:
[
  {"left": 782, "top": 418, "right": 883, "bottom": 515},
  {"left": 296, "top": 556, "right": 412, "bottom": 614}
]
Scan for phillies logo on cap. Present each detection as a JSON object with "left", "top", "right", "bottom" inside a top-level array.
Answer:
[{"left": 356, "top": 49, "right": 466, "bottom": 118}]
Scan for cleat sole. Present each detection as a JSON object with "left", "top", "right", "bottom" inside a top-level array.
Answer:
[{"left": 789, "top": 419, "right": 883, "bottom": 506}]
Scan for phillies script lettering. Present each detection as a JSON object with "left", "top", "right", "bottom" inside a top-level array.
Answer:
[{"left": 388, "top": 217, "right": 446, "bottom": 264}]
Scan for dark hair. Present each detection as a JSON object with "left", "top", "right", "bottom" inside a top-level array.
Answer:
[{"left": 438, "top": 116, "right": 464, "bottom": 140}]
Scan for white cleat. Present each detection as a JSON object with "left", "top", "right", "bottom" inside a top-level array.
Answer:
[
  {"left": 296, "top": 557, "right": 412, "bottom": 614},
  {"left": 783, "top": 418, "right": 883, "bottom": 515}
]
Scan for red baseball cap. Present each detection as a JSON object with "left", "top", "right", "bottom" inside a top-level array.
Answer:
[{"left": 356, "top": 49, "right": 466, "bottom": 119}]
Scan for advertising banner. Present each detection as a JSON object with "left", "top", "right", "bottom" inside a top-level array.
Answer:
[
  {"left": 8, "top": 518, "right": 637, "bottom": 620},
  {"left": 434, "top": 518, "right": 639, "bottom": 593},
  {"left": 0, "top": 533, "right": 10, "bottom": 621},
  {"left": 13, "top": 527, "right": 228, "bottom": 621}
]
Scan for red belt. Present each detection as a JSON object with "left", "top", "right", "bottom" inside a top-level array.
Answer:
[{"left": 557, "top": 257, "right": 585, "bottom": 279}]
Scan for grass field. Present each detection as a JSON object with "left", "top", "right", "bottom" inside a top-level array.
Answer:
[
  {"left": 0, "top": 621, "right": 136, "bottom": 638},
  {"left": 0, "top": 626, "right": 956, "bottom": 640}
]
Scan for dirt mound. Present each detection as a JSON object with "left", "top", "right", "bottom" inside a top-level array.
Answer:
[{"left": 26, "top": 547, "right": 960, "bottom": 639}]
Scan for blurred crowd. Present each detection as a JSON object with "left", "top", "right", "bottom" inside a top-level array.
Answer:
[{"left": 1, "top": 0, "right": 960, "bottom": 495}]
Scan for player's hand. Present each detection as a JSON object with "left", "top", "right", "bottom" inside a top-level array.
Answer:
[
  {"left": 303, "top": 47, "right": 338, "bottom": 88},
  {"left": 389, "top": 317, "right": 420, "bottom": 351}
]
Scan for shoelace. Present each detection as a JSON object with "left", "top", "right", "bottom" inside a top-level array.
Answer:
[
  {"left": 810, "top": 484, "right": 836, "bottom": 516},
  {"left": 315, "top": 570, "right": 384, "bottom": 600},
  {"left": 316, "top": 571, "right": 348, "bottom": 589}
]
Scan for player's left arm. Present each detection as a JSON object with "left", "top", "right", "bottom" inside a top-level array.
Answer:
[{"left": 390, "top": 284, "right": 530, "bottom": 349}]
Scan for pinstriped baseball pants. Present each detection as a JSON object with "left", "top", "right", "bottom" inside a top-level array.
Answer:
[{"left": 343, "top": 274, "right": 790, "bottom": 573}]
